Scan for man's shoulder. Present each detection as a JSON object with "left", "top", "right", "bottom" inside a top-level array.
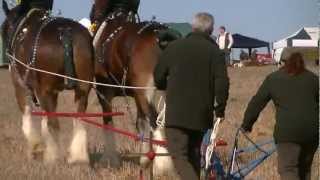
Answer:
[
  {"left": 165, "top": 35, "right": 219, "bottom": 51},
  {"left": 191, "top": 35, "right": 219, "bottom": 48},
  {"left": 162, "top": 38, "right": 186, "bottom": 51},
  {"left": 266, "top": 70, "right": 284, "bottom": 80},
  {"left": 302, "top": 70, "right": 319, "bottom": 83},
  {"left": 304, "top": 70, "right": 318, "bottom": 77}
]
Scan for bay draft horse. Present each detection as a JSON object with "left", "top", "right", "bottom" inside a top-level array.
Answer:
[
  {"left": 90, "top": 0, "right": 176, "bottom": 174},
  {"left": 2, "top": 1, "right": 94, "bottom": 164}
]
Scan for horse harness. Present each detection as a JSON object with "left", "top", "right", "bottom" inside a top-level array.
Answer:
[
  {"left": 8, "top": 9, "right": 77, "bottom": 106},
  {"left": 94, "top": 10, "right": 168, "bottom": 81},
  {"left": 9, "top": 9, "right": 52, "bottom": 67}
]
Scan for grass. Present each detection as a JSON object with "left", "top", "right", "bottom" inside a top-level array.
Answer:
[{"left": 0, "top": 64, "right": 318, "bottom": 180}]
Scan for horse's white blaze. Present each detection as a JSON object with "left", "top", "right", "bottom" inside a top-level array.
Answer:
[
  {"left": 153, "top": 128, "right": 174, "bottom": 175},
  {"left": 68, "top": 119, "right": 89, "bottom": 163},
  {"left": 41, "top": 117, "right": 58, "bottom": 163},
  {"left": 22, "top": 106, "right": 41, "bottom": 146}
]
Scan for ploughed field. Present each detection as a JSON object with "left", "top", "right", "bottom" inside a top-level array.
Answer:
[{"left": 0, "top": 65, "right": 318, "bottom": 180}]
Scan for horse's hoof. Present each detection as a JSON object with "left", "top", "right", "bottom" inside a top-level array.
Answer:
[
  {"left": 99, "top": 153, "right": 121, "bottom": 168},
  {"left": 43, "top": 147, "right": 59, "bottom": 164},
  {"left": 44, "top": 155, "right": 58, "bottom": 164},
  {"left": 140, "top": 157, "right": 152, "bottom": 168},
  {"left": 31, "top": 143, "right": 45, "bottom": 160},
  {"left": 67, "top": 155, "right": 90, "bottom": 164},
  {"left": 27, "top": 143, "right": 45, "bottom": 161}
]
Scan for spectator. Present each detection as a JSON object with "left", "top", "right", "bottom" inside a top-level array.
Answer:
[
  {"left": 240, "top": 49, "right": 249, "bottom": 61},
  {"left": 154, "top": 12, "right": 229, "bottom": 180},
  {"left": 217, "top": 26, "right": 234, "bottom": 65},
  {"left": 241, "top": 52, "right": 319, "bottom": 180},
  {"left": 251, "top": 49, "right": 258, "bottom": 61}
]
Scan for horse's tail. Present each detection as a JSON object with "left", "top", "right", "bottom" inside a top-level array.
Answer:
[
  {"left": 68, "top": 22, "right": 94, "bottom": 89},
  {"left": 59, "top": 27, "right": 77, "bottom": 89},
  {"left": 2, "top": 0, "right": 9, "bottom": 16}
]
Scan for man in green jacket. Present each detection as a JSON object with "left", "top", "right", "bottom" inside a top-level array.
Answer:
[
  {"left": 241, "top": 52, "right": 319, "bottom": 180},
  {"left": 154, "top": 12, "right": 229, "bottom": 180}
]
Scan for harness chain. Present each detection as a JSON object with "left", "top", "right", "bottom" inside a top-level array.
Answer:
[
  {"left": 9, "top": 10, "right": 55, "bottom": 108},
  {"left": 137, "top": 21, "right": 154, "bottom": 34},
  {"left": 24, "top": 16, "right": 57, "bottom": 81},
  {"left": 10, "top": 8, "right": 42, "bottom": 50},
  {"left": 93, "top": 10, "right": 125, "bottom": 59},
  {"left": 108, "top": 70, "right": 135, "bottom": 122}
]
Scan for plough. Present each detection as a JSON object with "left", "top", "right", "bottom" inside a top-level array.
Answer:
[{"left": 201, "top": 120, "right": 276, "bottom": 180}]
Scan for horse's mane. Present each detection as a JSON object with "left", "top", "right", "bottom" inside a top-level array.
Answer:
[{"left": 136, "top": 21, "right": 168, "bottom": 35}]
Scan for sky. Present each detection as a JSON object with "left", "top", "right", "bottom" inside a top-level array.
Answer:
[{"left": 0, "top": 0, "right": 318, "bottom": 42}]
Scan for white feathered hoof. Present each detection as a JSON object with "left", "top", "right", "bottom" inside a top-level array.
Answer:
[
  {"left": 29, "top": 142, "right": 45, "bottom": 161},
  {"left": 44, "top": 141, "right": 59, "bottom": 164},
  {"left": 152, "top": 128, "right": 175, "bottom": 176},
  {"left": 67, "top": 127, "right": 89, "bottom": 164},
  {"left": 140, "top": 129, "right": 175, "bottom": 176},
  {"left": 140, "top": 141, "right": 152, "bottom": 167},
  {"left": 22, "top": 106, "right": 43, "bottom": 159},
  {"left": 41, "top": 117, "right": 59, "bottom": 164}
]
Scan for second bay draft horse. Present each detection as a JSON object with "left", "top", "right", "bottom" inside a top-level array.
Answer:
[
  {"left": 2, "top": 1, "right": 94, "bottom": 163},
  {"left": 90, "top": 0, "right": 179, "bottom": 173}
]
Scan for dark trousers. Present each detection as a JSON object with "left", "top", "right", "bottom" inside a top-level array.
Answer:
[
  {"left": 166, "top": 127, "right": 204, "bottom": 180},
  {"left": 222, "top": 50, "right": 231, "bottom": 65},
  {"left": 277, "top": 142, "right": 318, "bottom": 180}
]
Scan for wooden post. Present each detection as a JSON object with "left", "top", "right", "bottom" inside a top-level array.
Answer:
[{"left": 149, "top": 131, "right": 154, "bottom": 180}]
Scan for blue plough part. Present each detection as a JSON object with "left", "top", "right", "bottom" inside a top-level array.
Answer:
[{"left": 201, "top": 128, "right": 276, "bottom": 180}]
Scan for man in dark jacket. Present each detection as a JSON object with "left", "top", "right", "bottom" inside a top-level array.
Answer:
[
  {"left": 154, "top": 12, "right": 229, "bottom": 180},
  {"left": 241, "top": 52, "right": 319, "bottom": 180}
]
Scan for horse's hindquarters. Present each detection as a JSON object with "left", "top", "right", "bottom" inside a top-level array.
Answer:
[{"left": 9, "top": 14, "right": 94, "bottom": 163}]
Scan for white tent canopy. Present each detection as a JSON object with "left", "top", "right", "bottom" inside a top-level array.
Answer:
[{"left": 273, "top": 27, "right": 319, "bottom": 62}]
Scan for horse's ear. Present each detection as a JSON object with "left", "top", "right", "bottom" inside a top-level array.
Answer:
[{"left": 2, "top": 0, "right": 10, "bottom": 16}]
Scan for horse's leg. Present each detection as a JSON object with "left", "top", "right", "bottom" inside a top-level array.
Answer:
[
  {"left": 66, "top": 27, "right": 93, "bottom": 164},
  {"left": 11, "top": 70, "right": 43, "bottom": 159},
  {"left": 67, "top": 85, "right": 90, "bottom": 164},
  {"left": 38, "top": 90, "right": 60, "bottom": 163},
  {"left": 134, "top": 83, "right": 174, "bottom": 175},
  {"left": 96, "top": 76, "right": 121, "bottom": 167},
  {"left": 151, "top": 91, "right": 175, "bottom": 175},
  {"left": 133, "top": 88, "right": 158, "bottom": 167}
]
